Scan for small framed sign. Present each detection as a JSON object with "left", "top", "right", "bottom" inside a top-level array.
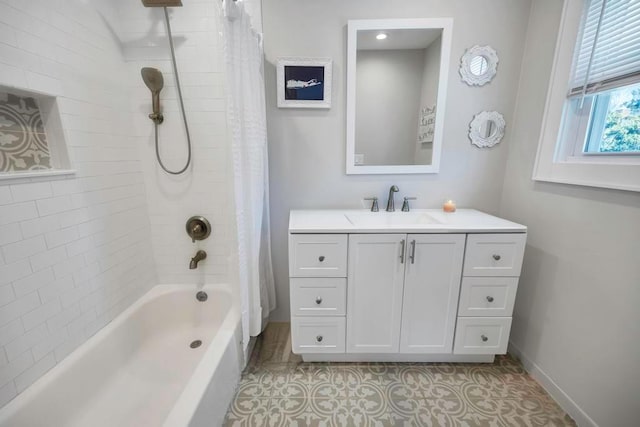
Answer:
[
  {"left": 418, "top": 105, "right": 436, "bottom": 144},
  {"left": 277, "top": 58, "right": 332, "bottom": 108}
]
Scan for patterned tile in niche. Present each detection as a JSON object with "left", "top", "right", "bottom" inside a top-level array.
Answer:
[
  {"left": 224, "top": 323, "right": 576, "bottom": 427},
  {"left": 0, "top": 92, "right": 51, "bottom": 172}
]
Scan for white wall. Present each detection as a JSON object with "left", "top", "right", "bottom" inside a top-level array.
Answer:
[
  {"left": 113, "top": 0, "right": 236, "bottom": 286},
  {"left": 355, "top": 49, "right": 425, "bottom": 165},
  {"left": 262, "top": 0, "right": 531, "bottom": 321},
  {"left": 414, "top": 37, "right": 441, "bottom": 165},
  {"left": 500, "top": 1, "right": 640, "bottom": 426},
  {"left": 0, "top": 0, "right": 155, "bottom": 406}
]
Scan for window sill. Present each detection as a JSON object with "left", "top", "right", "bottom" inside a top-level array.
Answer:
[
  {"left": 0, "top": 169, "right": 76, "bottom": 183},
  {"left": 564, "top": 155, "right": 640, "bottom": 166},
  {"left": 533, "top": 162, "right": 640, "bottom": 192}
]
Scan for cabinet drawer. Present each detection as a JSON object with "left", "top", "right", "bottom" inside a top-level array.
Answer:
[
  {"left": 291, "top": 317, "right": 346, "bottom": 354},
  {"left": 463, "top": 233, "right": 526, "bottom": 277},
  {"left": 458, "top": 277, "right": 518, "bottom": 317},
  {"left": 453, "top": 317, "right": 512, "bottom": 355},
  {"left": 291, "top": 278, "right": 346, "bottom": 316},
  {"left": 289, "top": 234, "right": 348, "bottom": 277}
]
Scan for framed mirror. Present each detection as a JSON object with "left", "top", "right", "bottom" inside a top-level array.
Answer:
[
  {"left": 468, "top": 111, "right": 505, "bottom": 148},
  {"left": 346, "top": 19, "right": 453, "bottom": 174},
  {"left": 459, "top": 45, "right": 498, "bottom": 86}
]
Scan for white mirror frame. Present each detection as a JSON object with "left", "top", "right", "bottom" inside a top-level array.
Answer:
[
  {"left": 346, "top": 18, "right": 453, "bottom": 175},
  {"left": 468, "top": 111, "right": 505, "bottom": 148},
  {"left": 459, "top": 45, "right": 498, "bottom": 86}
]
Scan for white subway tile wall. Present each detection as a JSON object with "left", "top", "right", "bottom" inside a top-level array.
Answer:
[
  {"left": 115, "top": 0, "right": 236, "bottom": 286},
  {"left": 0, "top": 0, "right": 156, "bottom": 406}
]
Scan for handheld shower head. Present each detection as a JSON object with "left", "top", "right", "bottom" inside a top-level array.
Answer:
[
  {"left": 141, "top": 67, "right": 164, "bottom": 124},
  {"left": 141, "top": 67, "right": 164, "bottom": 93}
]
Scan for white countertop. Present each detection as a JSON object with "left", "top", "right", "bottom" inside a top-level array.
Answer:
[{"left": 289, "top": 209, "right": 527, "bottom": 234}]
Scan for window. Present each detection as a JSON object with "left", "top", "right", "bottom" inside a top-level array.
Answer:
[
  {"left": 584, "top": 84, "right": 640, "bottom": 154},
  {"left": 533, "top": 0, "right": 640, "bottom": 191},
  {"left": 562, "top": 0, "right": 640, "bottom": 158}
]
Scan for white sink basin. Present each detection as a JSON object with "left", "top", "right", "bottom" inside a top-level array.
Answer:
[{"left": 345, "top": 211, "right": 441, "bottom": 227}]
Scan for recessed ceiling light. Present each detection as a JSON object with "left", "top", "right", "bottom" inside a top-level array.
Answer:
[{"left": 376, "top": 33, "right": 387, "bottom": 40}]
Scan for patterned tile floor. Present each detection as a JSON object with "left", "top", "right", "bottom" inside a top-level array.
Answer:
[{"left": 224, "top": 323, "right": 576, "bottom": 427}]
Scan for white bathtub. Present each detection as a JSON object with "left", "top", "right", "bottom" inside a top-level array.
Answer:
[{"left": 0, "top": 284, "right": 243, "bottom": 427}]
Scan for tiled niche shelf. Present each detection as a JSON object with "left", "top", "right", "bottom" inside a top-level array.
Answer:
[{"left": 0, "top": 86, "right": 74, "bottom": 182}]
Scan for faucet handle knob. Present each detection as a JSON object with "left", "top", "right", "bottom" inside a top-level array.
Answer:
[
  {"left": 364, "top": 197, "right": 379, "bottom": 212},
  {"left": 186, "top": 216, "right": 211, "bottom": 243},
  {"left": 401, "top": 197, "right": 416, "bottom": 212}
]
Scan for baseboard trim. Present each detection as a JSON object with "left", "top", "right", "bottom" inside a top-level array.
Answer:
[
  {"left": 508, "top": 341, "right": 598, "bottom": 427},
  {"left": 301, "top": 353, "right": 495, "bottom": 363}
]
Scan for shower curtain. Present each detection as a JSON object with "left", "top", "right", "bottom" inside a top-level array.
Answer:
[{"left": 222, "top": 0, "right": 276, "bottom": 349}]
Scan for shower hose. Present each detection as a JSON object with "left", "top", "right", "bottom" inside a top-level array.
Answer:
[{"left": 155, "top": 7, "right": 192, "bottom": 175}]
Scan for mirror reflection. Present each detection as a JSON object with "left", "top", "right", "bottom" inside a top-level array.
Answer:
[
  {"left": 478, "top": 119, "right": 497, "bottom": 138},
  {"left": 469, "top": 55, "right": 489, "bottom": 76},
  {"left": 354, "top": 28, "right": 443, "bottom": 166}
]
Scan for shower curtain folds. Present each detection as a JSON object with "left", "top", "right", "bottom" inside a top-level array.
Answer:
[{"left": 221, "top": 0, "right": 276, "bottom": 350}]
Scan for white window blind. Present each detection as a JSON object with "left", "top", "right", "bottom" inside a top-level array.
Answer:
[{"left": 569, "top": 0, "right": 640, "bottom": 97}]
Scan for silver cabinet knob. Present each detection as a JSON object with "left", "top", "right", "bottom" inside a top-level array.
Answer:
[
  {"left": 318, "top": 256, "right": 325, "bottom": 262},
  {"left": 315, "top": 296, "right": 323, "bottom": 305},
  {"left": 492, "top": 254, "right": 501, "bottom": 261},
  {"left": 481, "top": 334, "right": 488, "bottom": 342},
  {"left": 316, "top": 335, "right": 323, "bottom": 343},
  {"left": 486, "top": 296, "right": 494, "bottom": 303}
]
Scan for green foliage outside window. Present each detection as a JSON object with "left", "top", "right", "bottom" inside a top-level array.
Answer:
[{"left": 600, "top": 88, "right": 640, "bottom": 152}]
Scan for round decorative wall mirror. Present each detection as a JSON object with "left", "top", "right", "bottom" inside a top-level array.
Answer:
[
  {"left": 459, "top": 45, "right": 498, "bottom": 86},
  {"left": 469, "top": 111, "right": 505, "bottom": 148}
]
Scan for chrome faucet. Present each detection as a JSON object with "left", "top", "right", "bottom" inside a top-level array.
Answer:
[
  {"left": 189, "top": 250, "right": 207, "bottom": 269},
  {"left": 386, "top": 185, "right": 399, "bottom": 212}
]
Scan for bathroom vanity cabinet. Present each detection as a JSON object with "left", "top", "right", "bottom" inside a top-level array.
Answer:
[{"left": 288, "top": 209, "right": 526, "bottom": 362}]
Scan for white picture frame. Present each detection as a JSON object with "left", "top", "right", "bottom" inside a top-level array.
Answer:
[{"left": 277, "top": 58, "right": 332, "bottom": 108}]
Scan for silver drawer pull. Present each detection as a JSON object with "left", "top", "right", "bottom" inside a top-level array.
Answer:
[
  {"left": 316, "top": 335, "right": 323, "bottom": 343},
  {"left": 315, "top": 296, "right": 323, "bottom": 305},
  {"left": 409, "top": 240, "right": 416, "bottom": 264},
  {"left": 318, "top": 256, "right": 325, "bottom": 262},
  {"left": 481, "top": 334, "right": 488, "bottom": 342},
  {"left": 492, "top": 254, "right": 501, "bottom": 261},
  {"left": 486, "top": 296, "right": 494, "bottom": 303}
]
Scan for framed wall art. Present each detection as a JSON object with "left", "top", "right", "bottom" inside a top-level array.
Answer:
[{"left": 277, "top": 58, "right": 332, "bottom": 108}]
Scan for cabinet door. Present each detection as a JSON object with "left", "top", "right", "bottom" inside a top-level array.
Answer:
[
  {"left": 347, "top": 234, "right": 406, "bottom": 353},
  {"left": 400, "top": 234, "right": 465, "bottom": 353}
]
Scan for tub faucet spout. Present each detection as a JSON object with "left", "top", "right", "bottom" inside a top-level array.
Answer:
[{"left": 190, "top": 250, "right": 207, "bottom": 269}]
